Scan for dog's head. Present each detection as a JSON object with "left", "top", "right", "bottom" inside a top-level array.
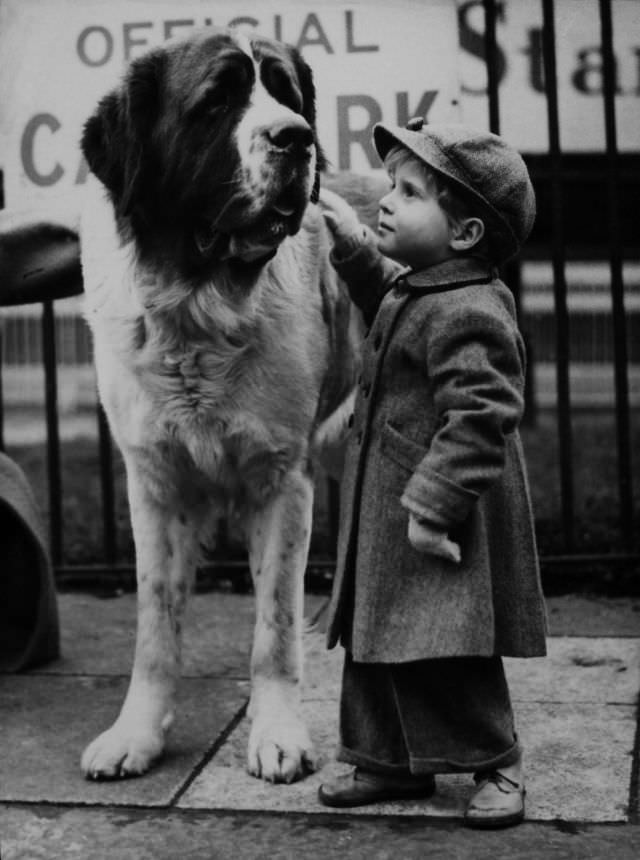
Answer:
[{"left": 81, "top": 29, "right": 326, "bottom": 279}]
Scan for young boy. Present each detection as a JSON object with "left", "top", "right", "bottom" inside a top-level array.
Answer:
[{"left": 317, "top": 119, "right": 547, "bottom": 828}]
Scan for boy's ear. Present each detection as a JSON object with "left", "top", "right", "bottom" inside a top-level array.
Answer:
[{"left": 450, "top": 217, "right": 485, "bottom": 252}]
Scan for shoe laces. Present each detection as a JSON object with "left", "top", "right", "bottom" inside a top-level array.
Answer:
[{"left": 474, "top": 770, "right": 521, "bottom": 793}]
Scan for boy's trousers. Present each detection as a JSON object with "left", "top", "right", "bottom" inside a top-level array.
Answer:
[{"left": 338, "top": 651, "right": 521, "bottom": 775}]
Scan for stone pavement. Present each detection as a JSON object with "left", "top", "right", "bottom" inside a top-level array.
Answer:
[{"left": 1, "top": 590, "right": 639, "bottom": 859}]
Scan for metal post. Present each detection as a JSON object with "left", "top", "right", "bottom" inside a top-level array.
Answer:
[
  {"left": 41, "top": 299, "right": 63, "bottom": 565},
  {"left": 541, "top": 0, "right": 575, "bottom": 550},
  {"left": 598, "top": 0, "right": 633, "bottom": 546},
  {"left": 0, "top": 170, "right": 4, "bottom": 452},
  {"left": 482, "top": 0, "right": 501, "bottom": 134}
]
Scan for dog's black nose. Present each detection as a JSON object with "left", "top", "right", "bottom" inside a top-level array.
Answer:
[{"left": 266, "top": 119, "right": 313, "bottom": 152}]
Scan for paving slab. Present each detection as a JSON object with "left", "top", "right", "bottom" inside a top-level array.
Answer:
[
  {"left": 178, "top": 633, "right": 638, "bottom": 823},
  {"left": 177, "top": 696, "right": 636, "bottom": 822},
  {"left": 545, "top": 595, "right": 640, "bottom": 637},
  {"left": 177, "top": 696, "right": 469, "bottom": 818},
  {"left": 520, "top": 701, "right": 636, "bottom": 822},
  {"left": 0, "top": 591, "right": 638, "bottom": 854},
  {"left": 505, "top": 637, "right": 640, "bottom": 704},
  {"left": 0, "top": 675, "right": 248, "bottom": 805},
  {"left": 2, "top": 807, "right": 640, "bottom": 860}
]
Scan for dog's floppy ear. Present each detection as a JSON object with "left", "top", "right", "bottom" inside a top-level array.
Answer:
[
  {"left": 288, "top": 45, "right": 327, "bottom": 183},
  {"left": 81, "top": 50, "right": 165, "bottom": 216}
]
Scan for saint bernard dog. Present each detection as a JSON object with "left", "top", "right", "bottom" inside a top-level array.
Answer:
[{"left": 77, "top": 28, "right": 361, "bottom": 783}]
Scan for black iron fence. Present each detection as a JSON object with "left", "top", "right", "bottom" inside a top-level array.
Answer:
[{"left": 0, "top": 0, "right": 638, "bottom": 591}]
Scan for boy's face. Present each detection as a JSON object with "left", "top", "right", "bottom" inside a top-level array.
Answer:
[{"left": 377, "top": 160, "right": 453, "bottom": 269}]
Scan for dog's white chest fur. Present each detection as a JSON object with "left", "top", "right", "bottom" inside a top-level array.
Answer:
[{"left": 80, "top": 177, "right": 323, "bottom": 505}]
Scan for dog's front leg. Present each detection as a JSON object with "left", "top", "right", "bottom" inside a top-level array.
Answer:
[
  {"left": 246, "top": 468, "right": 316, "bottom": 783},
  {"left": 81, "top": 469, "right": 198, "bottom": 779}
]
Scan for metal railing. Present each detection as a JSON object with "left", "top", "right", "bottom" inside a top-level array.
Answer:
[
  {"left": 481, "top": 0, "right": 637, "bottom": 585},
  {"left": 0, "top": 0, "right": 638, "bottom": 591}
]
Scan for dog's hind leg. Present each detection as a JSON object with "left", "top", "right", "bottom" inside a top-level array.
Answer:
[
  {"left": 81, "top": 470, "right": 200, "bottom": 779},
  {"left": 245, "top": 467, "right": 317, "bottom": 783}
]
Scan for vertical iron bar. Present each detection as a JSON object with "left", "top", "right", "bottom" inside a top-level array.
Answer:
[
  {"left": 0, "top": 170, "right": 4, "bottom": 452},
  {"left": 41, "top": 299, "right": 63, "bottom": 565},
  {"left": 483, "top": 3, "right": 532, "bottom": 431},
  {"left": 541, "top": 0, "right": 575, "bottom": 550},
  {"left": 598, "top": 0, "right": 633, "bottom": 545},
  {"left": 97, "top": 402, "right": 117, "bottom": 568},
  {"left": 0, "top": 327, "right": 5, "bottom": 452},
  {"left": 483, "top": 0, "right": 501, "bottom": 134}
]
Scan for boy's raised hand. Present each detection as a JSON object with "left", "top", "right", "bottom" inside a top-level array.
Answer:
[
  {"left": 408, "top": 514, "right": 461, "bottom": 563},
  {"left": 318, "top": 187, "right": 363, "bottom": 245}
]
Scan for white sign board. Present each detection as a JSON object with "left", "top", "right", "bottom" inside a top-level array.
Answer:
[
  {"left": 457, "top": 0, "right": 640, "bottom": 154},
  {"left": 0, "top": 0, "right": 461, "bottom": 207},
  {"left": 1, "top": 0, "right": 638, "bottom": 210}
]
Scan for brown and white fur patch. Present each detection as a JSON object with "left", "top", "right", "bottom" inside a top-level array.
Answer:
[{"left": 78, "top": 27, "right": 360, "bottom": 784}]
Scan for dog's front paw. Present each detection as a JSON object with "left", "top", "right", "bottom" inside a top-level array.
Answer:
[
  {"left": 81, "top": 721, "right": 165, "bottom": 780},
  {"left": 247, "top": 710, "right": 317, "bottom": 783}
]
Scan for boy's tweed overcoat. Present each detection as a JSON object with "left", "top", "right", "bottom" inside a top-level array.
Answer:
[{"left": 327, "top": 231, "right": 547, "bottom": 663}]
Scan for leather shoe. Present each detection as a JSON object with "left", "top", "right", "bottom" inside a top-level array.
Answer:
[
  {"left": 318, "top": 768, "right": 436, "bottom": 808},
  {"left": 464, "top": 770, "right": 525, "bottom": 828}
]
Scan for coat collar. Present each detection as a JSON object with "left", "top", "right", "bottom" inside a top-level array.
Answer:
[{"left": 395, "top": 256, "right": 495, "bottom": 294}]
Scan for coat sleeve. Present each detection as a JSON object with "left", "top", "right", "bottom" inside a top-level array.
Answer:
[
  {"left": 400, "top": 295, "right": 526, "bottom": 528},
  {"left": 330, "top": 225, "right": 404, "bottom": 326}
]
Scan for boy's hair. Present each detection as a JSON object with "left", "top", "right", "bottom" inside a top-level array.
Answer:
[{"left": 384, "top": 145, "right": 490, "bottom": 258}]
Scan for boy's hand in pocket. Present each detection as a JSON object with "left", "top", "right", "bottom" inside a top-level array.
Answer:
[{"left": 408, "top": 514, "right": 461, "bottom": 563}]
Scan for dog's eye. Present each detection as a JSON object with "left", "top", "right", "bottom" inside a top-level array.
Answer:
[
  {"left": 263, "top": 62, "right": 303, "bottom": 114},
  {"left": 218, "top": 63, "right": 252, "bottom": 102},
  {"left": 187, "top": 59, "right": 253, "bottom": 116},
  {"left": 203, "top": 85, "right": 231, "bottom": 111},
  {"left": 186, "top": 82, "right": 229, "bottom": 117}
]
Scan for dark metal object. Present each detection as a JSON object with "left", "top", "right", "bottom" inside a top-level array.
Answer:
[
  {"left": 0, "top": 215, "right": 82, "bottom": 304},
  {"left": 0, "top": 326, "right": 5, "bottom": 452},
  {"left": 598, "top": 0, "right": 634, "bottom": 547},
  {"left": 41, "top": 300, "right": 63, "bottom": 565},
  {"left": 482, "top": 0, "right": 501, "bottom": 135},
  {"left": 540, "top": 0, "right": 575, "bottom": 549}
]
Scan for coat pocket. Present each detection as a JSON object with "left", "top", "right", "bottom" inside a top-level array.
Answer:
[{"left": 380, "top": 421, "right": 429, "bottom": 473}]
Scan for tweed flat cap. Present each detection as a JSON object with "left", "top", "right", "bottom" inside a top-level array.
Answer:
[{"left": 373, "top": 119, "right": 536, "bottom": 262}]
